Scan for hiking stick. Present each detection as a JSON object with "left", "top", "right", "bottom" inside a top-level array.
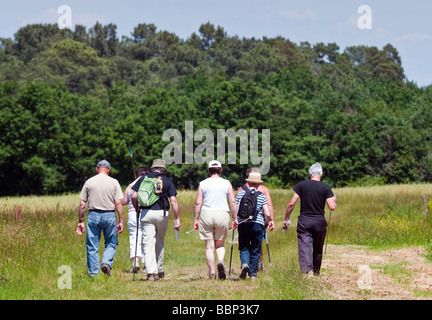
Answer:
[
  {"left": 265, "top": 229, "right": 271, "bottom": 267},
  {"left": 228, "top": 228, "right": 235, "bottom": 279},
  {"left": 228, "top": 216, "right": 252, "bottom": 230},
  {"left": 132, "top": 210, "right": 140, "bottom": 281},
  {"left": 185, "top": 228, "right": 196, "bottom": 235},
  {"left": 129, "top": 148, "right": 137, "bottom": 180},
  {"left": 325, "top": 210, "right": 332, "bottom": 255}
]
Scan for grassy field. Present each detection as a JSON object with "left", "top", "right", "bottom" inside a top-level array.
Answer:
[{"left": 1, "top": 184, "right": 432, "bottom": 300}]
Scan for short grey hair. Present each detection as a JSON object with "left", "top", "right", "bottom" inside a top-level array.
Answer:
[{"left": 308, "top": 162, "right": 323, "bottom": 177}]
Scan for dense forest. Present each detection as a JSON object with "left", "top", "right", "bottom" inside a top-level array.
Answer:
[{"left": 1, "top": 22, "right": 432, "bottom": 195}]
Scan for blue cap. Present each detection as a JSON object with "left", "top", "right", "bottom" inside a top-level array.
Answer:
[{"left": 96, "top": 160, "right": 111, "bottom": 169}]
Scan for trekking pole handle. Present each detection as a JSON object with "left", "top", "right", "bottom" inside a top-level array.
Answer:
[{"left": 229, "top": 216, "right": 252, "bottom": 230}]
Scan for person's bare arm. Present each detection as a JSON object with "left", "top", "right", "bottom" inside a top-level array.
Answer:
[
  {"left": 283, "top": 192, "right": 300, "bottom": 230},
  {"left": 76, "top": 199, "right": 87, "bottom": 235},
  {"left": 194, "top": 186, "right": 203, "bottom": 230},
  {"left": 227, "top": 183, "right": 238, "bottom": 221},
  {"left": 170, "top": 196, "right": 180, "bottom": 230},
  {"left": 131, "top": 190, "right": 139, "bottom": 212},
  {"left": 115, "top": 199, "right": 123, "bottom": 234},
  {"left": 326, "top": 195, "right": 337, "bottom": 211}
]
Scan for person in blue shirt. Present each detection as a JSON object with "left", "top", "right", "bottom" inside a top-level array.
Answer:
[{"left": 235, "top": 172, "right": 271, "bottom": 281}]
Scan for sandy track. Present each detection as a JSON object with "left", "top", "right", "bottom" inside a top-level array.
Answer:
[{"left": 317, "top": 245, "right": 432, "bottom": 300}]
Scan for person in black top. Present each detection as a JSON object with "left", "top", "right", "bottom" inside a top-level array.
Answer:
[
  {"left": 131, "top": 159, "right": 180, "bottom": 281},
  {"left": 283, "top": 163, "right": 337, "bottom": 276}
]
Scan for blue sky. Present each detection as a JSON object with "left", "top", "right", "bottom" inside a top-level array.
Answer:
[{"left": 1, "top": 0, "right": 431, "bottom": 86}]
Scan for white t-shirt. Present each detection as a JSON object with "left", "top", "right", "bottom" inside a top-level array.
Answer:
[{"left": 199, "top": 177, "right": 230, "bottom": 211}]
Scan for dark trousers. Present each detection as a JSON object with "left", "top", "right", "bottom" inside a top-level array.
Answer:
[
  {"left": 238, "top": 222, "right": 264, "bottom": 277},
  {"left": 297, "top": 214, "right": 327, "bottom": 275}
]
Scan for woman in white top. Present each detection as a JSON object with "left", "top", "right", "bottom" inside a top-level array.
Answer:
[
  {"left": 122, "top": 166, "right": 149, "bottom": 273},
  {"left": 194, "top": 160, "right": 238, "bottom": 280}
]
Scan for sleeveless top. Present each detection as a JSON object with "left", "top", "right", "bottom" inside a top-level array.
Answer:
[{"left": 199, "top": 177, "right": 230, "bottom": 211}]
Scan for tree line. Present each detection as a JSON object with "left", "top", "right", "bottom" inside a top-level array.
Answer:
[{"left": 1, "top": 22, "right": 431, "bottom": 195}]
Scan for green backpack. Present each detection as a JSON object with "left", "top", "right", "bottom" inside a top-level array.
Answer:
[{"left": 137, "top": 175, "right": 164, "bottom": 207}]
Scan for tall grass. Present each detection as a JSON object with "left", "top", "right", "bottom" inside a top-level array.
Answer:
[
  {"left": 330, "top": 184, "right": 432, "bottom": 250},
  {"left": 1, "top": 184, "right": 431, "bottom": 299}
]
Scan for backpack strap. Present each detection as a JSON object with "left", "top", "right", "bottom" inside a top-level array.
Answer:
[
  {"left": 242, "top": 184, "right": 250, "bottom": 192},
  {"left": 155, "top": 173, "right": 168, "bottom": 216}
]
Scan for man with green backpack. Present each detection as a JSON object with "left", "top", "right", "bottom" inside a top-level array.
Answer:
[{"left": 131, "top": 159, "right": 180, "bottom": 281}]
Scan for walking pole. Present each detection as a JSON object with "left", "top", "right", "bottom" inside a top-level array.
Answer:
[
  {"left": 325, "top": 210, "right": 332, "bottom": 255},
  {"left": 185, "top": 228, "right": 196, "bottom": 235},
  {"left": 228, "top": 228, "right": 235, "bottom": 279},
  {"left": 129, "top": 147, "right": 137, "bottom": 180},
  {"left": 265, "top": 229, "right": 271, "bottom": 267},
  {"left": 132, "top": 209, "right": 140, "bottom": 281},
  {"left": 229, "top": 216, "right": 252, "bottom": 230}
]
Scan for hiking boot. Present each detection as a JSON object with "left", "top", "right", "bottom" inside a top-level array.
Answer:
[
  {"left": 147, "top": 274, "right": 159, "bottom": 281},
  {"left": 250, "top": 276, "right": 257, "bottom": 282},
  {"left": 101, "top": 263, "right": 111, "bottom": 276},
  {"left": 217, "top": 262, "right": 226, "bottom": 280},
  {"left": 239, "top": 264, "right": 249, "bottom": 280},
  {"left": 158, "top": 271, "right": 165, "bottom": 279}
]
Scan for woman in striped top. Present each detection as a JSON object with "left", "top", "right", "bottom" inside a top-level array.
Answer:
[{"left": 235, "top": 172, "right": 271, "bottom": 281}]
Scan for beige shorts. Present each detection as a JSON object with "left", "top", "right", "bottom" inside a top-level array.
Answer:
[{"left": 198, "top": 209, "right": 230, "bottom": 241}]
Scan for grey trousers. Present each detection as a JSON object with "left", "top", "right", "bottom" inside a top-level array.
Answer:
[{"left": 297, "top": 214, "right": 327, "bottom": 275}]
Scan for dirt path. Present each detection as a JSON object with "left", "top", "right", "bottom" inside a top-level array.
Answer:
[{"left": 317, "top": 245, "right": 432, "bottom": 300}]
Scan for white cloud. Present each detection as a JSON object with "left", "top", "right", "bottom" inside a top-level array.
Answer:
[
  {"left": 398, "top": 33, "right": 432, "bottom": 41},
  {"left": 332, "top": 13, "right": 358, "bottom": 32},
  {"left": 279, "top": 8, "right": 317, "bottom": 21},
  {"left": 73, "top": 12, "right": 109, "bottom": 27}
]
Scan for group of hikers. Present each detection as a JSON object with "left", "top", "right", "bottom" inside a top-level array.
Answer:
[{"left": 76, "top": 158, "right": 337, "bottom": 281}]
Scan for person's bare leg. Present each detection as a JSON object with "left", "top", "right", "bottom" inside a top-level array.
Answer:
[{"left": 205, "top": 239, "right": 216, "bottom": 278}]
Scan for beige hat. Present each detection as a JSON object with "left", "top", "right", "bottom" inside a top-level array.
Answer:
[
  {"left": 245, "top": 172, "right": 263, "bottom": 184},
  {"left": 151, "top": 159, "right": 166, "bottom": 169}
]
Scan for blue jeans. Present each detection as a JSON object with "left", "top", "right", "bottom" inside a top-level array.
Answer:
[
  {"left": 238, "top": 222, "right": 264, "bottom": 277},
  {"left": 86, "top": 211, "right": 118, "bottom": 276}
]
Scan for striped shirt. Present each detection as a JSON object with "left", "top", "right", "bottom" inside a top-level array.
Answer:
[{"left": 236, "top": 189, "right": 268, "bottom": 226}]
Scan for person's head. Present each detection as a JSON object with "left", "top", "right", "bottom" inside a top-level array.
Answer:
[
  {"left": 308, "top": 162, "right": 323, "bottom": 179},
  {"left": 96, "top": 160, "right": 111, "bottom": 175},
  {"left": 245, "top": 167, "right": 260, "bottom": 179},
  {"left": 137, "top": 166, "right": 150, "bottom": 177},
  {"left": 208, "top": 160, "right": 222, "bottom": 176},
  {"left": 245, "top": 171, "right": 263, "bottom": 189},
  {"left": 151, "top": 159, "right": 167, "bottom": 174}
]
